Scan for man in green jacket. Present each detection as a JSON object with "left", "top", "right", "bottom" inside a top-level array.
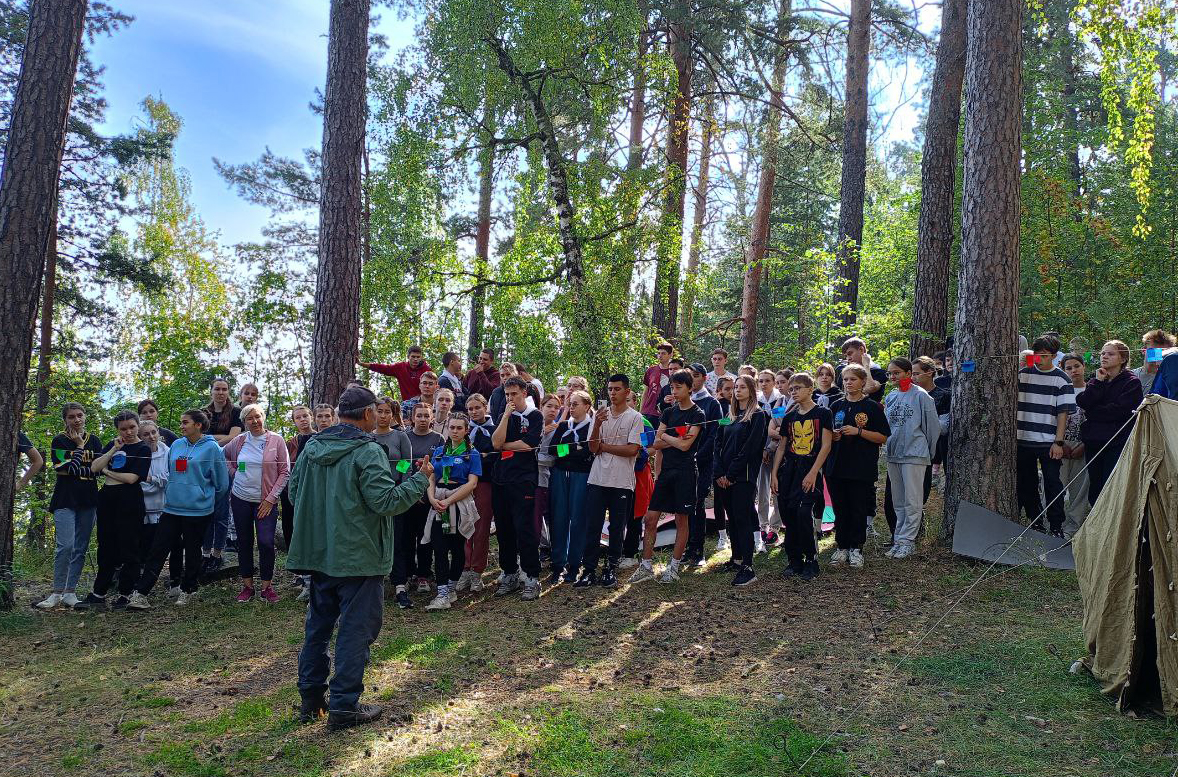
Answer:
[{"left": 288, "top": 385, "right": 432, "bottom": 730}]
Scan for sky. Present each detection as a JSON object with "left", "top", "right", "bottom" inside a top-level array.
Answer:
[
  {"left": 88, "top": 1, "right": 930, "bottom": 254},
  {"left": 90, "top": 1, "right": 415, "bottom": 248}
]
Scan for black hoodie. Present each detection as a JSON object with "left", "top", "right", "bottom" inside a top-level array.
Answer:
[{"left": 715, "top": 405, "right": 769, "bottom": 483}]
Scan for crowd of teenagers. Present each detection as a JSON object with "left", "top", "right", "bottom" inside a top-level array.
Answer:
[{"left": 19, "top": 329, "right": 1177, "bottom": 614}]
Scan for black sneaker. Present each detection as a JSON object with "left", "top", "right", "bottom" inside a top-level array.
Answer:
[
  {"left": 782, "top": 561, "right": 803, "bottom": 578},
  {"left": 111, "top": 595, "right": 130, "bottom": 611},
  {"left": 546, "top": 566, "right": 564, "bottom": 586},
  {"left": 75, "top": 592, "right": 107, "bottom": 610},
  {"left": 395, "top": 591, "right": 413, "bottom": 610},
  {"left": 721, "top": 559, "right": 740, "bottom": 572},
  {"left": 732, "top": 566, "right": 757, "bottom": 587},
  {"left": 327, "top": 702, "right": 382, "bottom": 731},
  {"left": 572, "top": 571, "right": 596, "bottom": 588},
  {"left": 799, "top": 560, "right": 819, "bottom": 581},
  {"left": 599, "top": 567, "right": 617, "bottom": 587},
  {"left": 299, "top": 692, "right": 327, "bottom": 723},
  {"left": 562, "top": 569, "right": 578, "bottom": 584}
]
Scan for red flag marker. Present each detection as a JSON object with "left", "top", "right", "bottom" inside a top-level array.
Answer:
[
  {"left": 501, "top": 450, "right": 514, "bottom": 460},
  {"left": 1025, "top": 353, "right": 1036, "bottom": 368},
  {"left": 676, "top": 425, "right": 687, "bottom": 435},
  {"left": 176, "top": 458, "right": 188, "bottom": 472}
]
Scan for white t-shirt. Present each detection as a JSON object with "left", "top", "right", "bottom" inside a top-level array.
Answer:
[
  {"left": 232, "top": 433, "right": 267, "bottom": 502},
  {"left": 705, "top": 370, "right": 730, "bottom": 395},
  {"left": 587, "top": 406, "right": 645, "bottom": 491}
]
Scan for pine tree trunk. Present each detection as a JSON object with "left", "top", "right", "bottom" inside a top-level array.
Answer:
[
  {"left": 834, "top": 0, "right": 871, "bottom": 330},
  {"left": 680, "top": 94, "right": 714, "bottom": 336},
  {"left": 944, "top": 0, "right": 1024, "bottom": 538},
  {"left": 651, "top": 18, "right": 691, "bottom": 341},
  {"left": 0, "top": 0, "right": 87, "bottom": 608},
  {"left": 738, "top": 4, "right": 792, "bottom": 362},
  {"left": 910, "top": 0, "right": 966, "bottom": 357},
  {"left": 468, "top": 141, "right": 493, "bottom": 362},
  {"left": 310, "top": 0, "right": 368, "bottom": 407}
]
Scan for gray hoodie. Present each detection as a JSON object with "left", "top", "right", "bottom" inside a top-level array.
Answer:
[
  {"left": 883, "top": 385, "right": 941, "bottom": 465},
  {"left": 141, "top": 441, "right": 171, "bottom": 522}
]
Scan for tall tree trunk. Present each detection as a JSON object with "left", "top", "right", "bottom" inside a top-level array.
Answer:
[
  {"left": 944, "top": 0, "right": 1024, "bottom": 538},
  {"left": 834, "top": 0, "right": 871, "bottom": 330},
  {"left": 615, "top": 3, "right": 649, "bottom": 300},
  {"left": 25, "top": 204, "right": 56, "bottom": 549},
  {"left": 651, "top": 17, "right": 691, "bottom": 341},
  {"left": 739, "top": 4, "right": 792, "bottom": 362},
  {"left": 310, "top": 0, "right": 368, "bottom": 407},
  {"left": 0, "top": 0, "right": 87, "bottom": 608},
  {"left": 910, "top": 0, "right": 967, "bottom": 358},
  {"left": 680, "top": 93, "right": 715, "bottom": 336},
  {"left": 468, "top": 141, "right": 493, "bottom": 362}
]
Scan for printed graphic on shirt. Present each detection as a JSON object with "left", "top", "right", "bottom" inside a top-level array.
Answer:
[
  {"left": 854, "top": 412, "right": 868, "bottom": 429},
  {"left": 886, "top": 402, "right": 914, "bottom": 431},
  {"left": 789, "top": 418, "right": 819, "bottom": 456}
]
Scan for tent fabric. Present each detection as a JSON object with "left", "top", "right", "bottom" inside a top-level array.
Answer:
[{"left": 1074, "top": 395, "right": 1178, "bottom": 716}]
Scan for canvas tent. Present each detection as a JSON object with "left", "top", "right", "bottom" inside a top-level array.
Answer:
[{"left": 1074, "top": 395, "right": 1178, "bottom": 716}]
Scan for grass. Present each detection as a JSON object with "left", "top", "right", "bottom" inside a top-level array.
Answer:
[{"left": 3, "top": 528, "right": 1176, "bottom": 777}]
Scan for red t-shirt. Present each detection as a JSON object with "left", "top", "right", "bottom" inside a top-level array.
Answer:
[
  {"left": 366, "top": 361, "right": 433, "bottom": 400},
  {"left": 641, "top": 364, "right": 673, "bottom": 416}
]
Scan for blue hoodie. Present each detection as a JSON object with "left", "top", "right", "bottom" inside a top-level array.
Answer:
[{"left": 164, "top": 434, "right": 230, "bottom": 516}]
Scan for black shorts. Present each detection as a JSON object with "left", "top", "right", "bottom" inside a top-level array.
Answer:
[{"left": 648, "top": 467, "right": 697, "bottom": 515}]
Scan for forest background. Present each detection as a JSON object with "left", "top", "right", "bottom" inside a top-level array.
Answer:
[{"left": 5, "top": 0, "right": 1177, "bottom": 540}]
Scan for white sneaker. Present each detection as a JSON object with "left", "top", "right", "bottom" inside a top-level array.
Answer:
[
  {"left": 884, "top": 545, "right": 898, "bottom": 558},
  {"left": 446, "top": 585, "right": 458, "bottom": 604},
  {"left": 425, "top": 589, "right": 452, "bottom": 610},
  {"left": 628, "top": 562, "right": 655, "bottom": 584},
  {"left": 416, "top": 577, "right": 432, "bottom": 594},
  {"left": 126, "top": 591, "right": 151, "bottom": 610},
  {"left": 715, "top": 533, "right": 730, "bottom": 552},
  {"left": 617, "top": 557, "right": 640, "bottom": 570},
  {"left": 166, "top": 585, "right": 182, "bottom": 597},
  {"left": 659, "top": 564, "right": 681, "bottom": 583},
  {"left": 60, "top": 593, "right": 79, "bottom": 608},
  {"left": 521, "top": 577, "right": 541, "bottom": 601},
  {"left": 848, "top": 549, "right": 865, "bottom": 568},
  {"left": 891, "top": 544, "right": 914, "bottom": 559},
  {"left": 454, "top": 571, "right": 472, "bottom": 592},
  {"left": 468, "top": 574, "right": 484, "bottom": 592},
  {"left": 174, "top": 591, "right": 192, "bottom": 606},
  {"left": 35, "top": 593, "right": 62, "bottom": 609},
  {"left": 754, "top": 535, "right": 767, "bottom": 554},
  {"left": 830, "top": 549, "right": 848, "bottom": 566},
  {"left": 296, "top": 586, "right": 310, "bottom": 602}
]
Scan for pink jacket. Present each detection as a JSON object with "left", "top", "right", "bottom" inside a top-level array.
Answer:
[{"left": 222, "top": 431, "right": 291, "bottom": 504}]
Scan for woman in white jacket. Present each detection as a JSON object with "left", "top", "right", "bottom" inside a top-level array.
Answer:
[
  {"left": 882, "top": 358, "right": 940, "bottom": 559},
  {"left": 138, "top": 421, "right": 182, "bottom": 594}
]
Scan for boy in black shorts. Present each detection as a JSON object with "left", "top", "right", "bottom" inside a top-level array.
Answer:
[
  {"left": 771, "top": 372, "right": 833, "bottom": 581},
  {"left": 629, "top": 370, "right": 705, "bottom": 584}
]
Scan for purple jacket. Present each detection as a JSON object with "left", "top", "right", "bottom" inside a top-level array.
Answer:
[{"left": 1075, "top": 369, "right": 1143, "bottom": 445}]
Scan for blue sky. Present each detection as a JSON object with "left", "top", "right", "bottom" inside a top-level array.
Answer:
[{"left": 91, "top": 1, "right": 415, "bottom": 248}]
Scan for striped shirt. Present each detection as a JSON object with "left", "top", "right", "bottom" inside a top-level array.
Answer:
[{"left": 1016, "top": 366, "right": 1075, "bottom": 447}]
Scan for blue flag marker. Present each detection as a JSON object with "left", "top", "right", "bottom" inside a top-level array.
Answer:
[
  {"left": 961, "top": 360, "right": 976, "bottom": 373},
  {"left": 771, "top": 406, "right": 787, "bottom": 418},
  {"left": 642, "top": 430, "right": 655, "bottom": 446},
  {"left": 1147, "top": 347, "right": 1165, "bottom": 363},
  {"left": 111, "top": 451, "right": 126, "bottom": 469}
]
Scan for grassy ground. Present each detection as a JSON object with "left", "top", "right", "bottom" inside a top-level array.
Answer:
[{"left": 2, "top": 519, "right": 1176, "bottom": 777}]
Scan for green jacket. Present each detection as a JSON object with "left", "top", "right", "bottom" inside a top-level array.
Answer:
[{"left": 286, "top": 423, "right": 428, "bottom": 578}]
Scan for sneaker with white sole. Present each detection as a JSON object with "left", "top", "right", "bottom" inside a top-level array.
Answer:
[
  {"left": 848, "top": 549, "right": 865, "bottom": 568},
  {"left": 174, "top": 591, "right": 192, "bottom": 606},
  {"left": 425, "top": 587, "right": 452, "bottom": 611},
  {"left": 891, "top": 544, "right": 914, "bottom": 559},
  {"left": 617, "top": 557, "right": 639, "bottom": 570},
  {"left": 495, "top": 573, "right": 520, "bottom": 596},
  {"left": 715, "top": 533, "right": 730, "bottom": 552},
  {"left": 166, "top": 585, "right": 182, "bottom": 598},
  {"left": 659, "top": 564, "right": 681, "bottom": 583},
  {"left": 126, "top": 591, "right": 151, "bottom": 610},
  {"left": 454, "top": 571, "right": 473, "bottom": 592},
  {"left": 416, "top": 577, "right": 432, "bottom": 594},
  {"left": 521, "top": 577, "right": 541, "bottom": 601},
  {"left": 446, "top": 585, "right": 458, "bottom": 604},
  {"left": 754, "top": 535, "right": 767, "bottom": 554},
  {"left": 884, "top": 545, "right": 898, "bottom": 558},
  {"left": 628, "top": 562, "right": 655, "bottom": 584},
  {"left": 297, "top": 586, "right": 310, "bottom": 602},
  {"left": 830, "top": 549, "right": 848, "bottom": 566},
  {"left": 35, "top": 593, "right": 63, "bottom": 609},
  {"left": 467, "top": 574, "right": 484, "bottom": 592},
  {"left": 60, "top": 592, "right": 79, "bottom": 608}
]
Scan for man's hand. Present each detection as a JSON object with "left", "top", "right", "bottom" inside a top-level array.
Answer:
[{"left": 418, "top": 456, "right": 434, "bottom": 477}]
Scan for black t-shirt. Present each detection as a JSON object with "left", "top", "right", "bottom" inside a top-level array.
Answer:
[
  {"left": 829, "top": 397, "right": 891, "bottom": 482},
  {"left": 815, "top": 386, "right": 843, "bottom": 406},
  {"left": 781, "top": 405, "right": 833, "bottom": 467},
  {"left": 158, "top": 427, "right": 179, "bottom": 445},
  {"left": 929, "top": 384, "right": 951, "bottom": 416},
  {"left": 491, "top": 409, "right": 543, "bottom": 486},
  {"left": 97, "top": 439, "right": 152, "bottom": 515},
  {"left": 17, "top": 431, "right": 33, "bottom": 454},
  {"left": 658, "top": 402, "right": 707, "bottom": 472},
  {"left": 48, "top": 432, "right": 104, "bottom": 511},
  {"left": 206, "top": 403, "right": 242, "bottom": 437}
]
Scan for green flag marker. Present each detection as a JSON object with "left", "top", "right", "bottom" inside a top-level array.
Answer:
[
  {"left": 556, "top": 443, "right": 570, "bottom": 457},
  {"left": 396, "top": 459, "right": 410, "bottom": 473},
  {"left": 1084, "top": 351, "right": 1092, "bottom": 361},
  {"left": 718, "top": 417, "right": 732, "bottom": 426},
  {"left": 55, "top": 448, "right": 67, "bottom": 463},
  {"left": 238, "top": 461, "right": 247, "bottom": 473},
  {"left": 643, "top": 416, "right": 653, "bottom": 428}
]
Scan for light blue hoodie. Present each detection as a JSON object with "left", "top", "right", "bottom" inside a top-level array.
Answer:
[
  {"left": 164, "top": 434, "right": 230, "bottom": 516},
  {"left": 883, "top": 385, "right": 941, "bottom": 465}
]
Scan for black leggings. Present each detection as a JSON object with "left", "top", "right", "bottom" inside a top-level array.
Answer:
[
  {"left": 93, "top": 495, "right": 144, "bottom": 597},
  {"left": 431, "top": 524, "right": 466, "bottom": 585},
  {"left": 391, "top": 501, "right": 431, "bottom": 586},
  {"left": 1085, "top": 436, "right": 1128, "bottom": 506},
  {"left": 136, "top": 512, "right": 211, "bottom": 594},
  {"left": 720, "top": 480, "right": 757, "bottom": 567}
]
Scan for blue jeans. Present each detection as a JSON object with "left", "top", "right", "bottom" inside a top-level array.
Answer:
[
  {"left": 203, "top": 489, "right": 230, "bottom": 552},
  {"left": 53, "top": 507, "right": 96, "bottom": 591},
  {"left": 298, "top": 574, "right": 384, "bottom": 711},
  {"left": 548, "top": 468, "right": 590, "bottom": 570}
]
